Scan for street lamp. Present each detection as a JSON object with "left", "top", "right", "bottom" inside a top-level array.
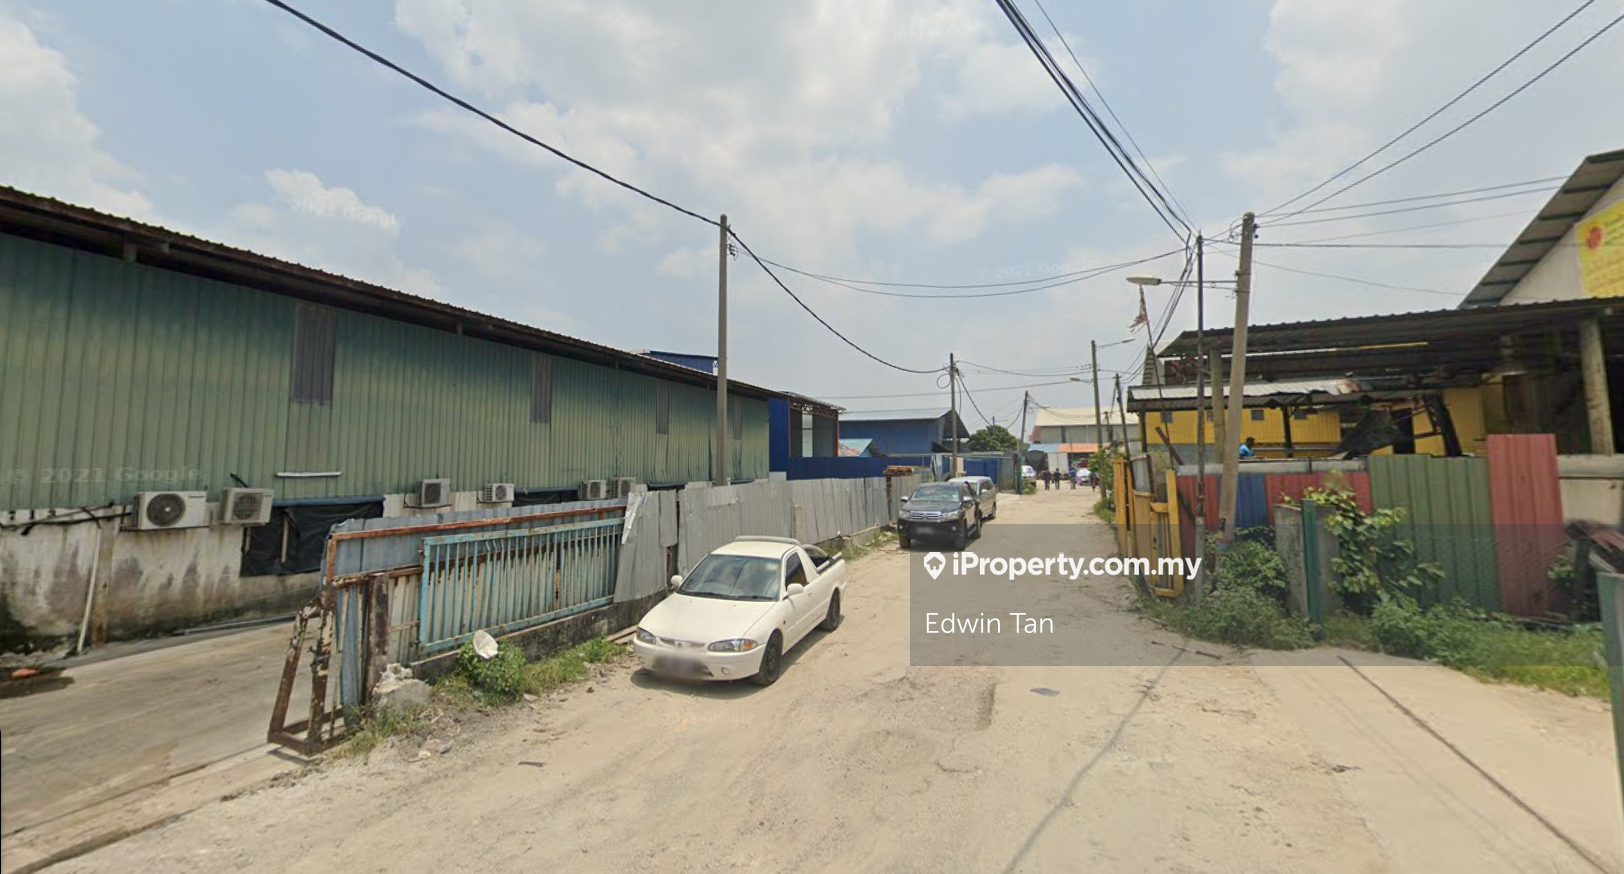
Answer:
[{"left": 1126, "top": 275, "right": 1163, "bottom": 288}]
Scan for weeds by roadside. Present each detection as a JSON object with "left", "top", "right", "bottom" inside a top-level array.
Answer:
[
  {"left": 843, "top": 529, "right": 897, "bottom": 561},
  {"left": 1138, "top": 531, "right": 1316, "bottom": 651},
  {"left": 337, "top": 636, "right": 625, "bottom": 759},
  {"left": 1092, "top": 499, "right": 1113, "bottom": 524},
  {"left": 1363, "top": 598, "right": 1606, "bottom": 698}
]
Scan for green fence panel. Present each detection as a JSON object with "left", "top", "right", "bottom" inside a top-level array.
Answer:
[{"left": 1368, "top": 455, "right": 1501, "bottom": 612}]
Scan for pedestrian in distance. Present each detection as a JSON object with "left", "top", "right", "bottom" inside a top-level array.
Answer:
[
  {"left": 1070, "top": 466, "right": 1078, "bottom": 489},
  {"left": 1239, "top": 436, "right": 1256, "bottom": 460}
]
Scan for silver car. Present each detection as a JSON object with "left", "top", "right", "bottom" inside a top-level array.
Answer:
[{"left": 947, "top": 475, "right": 998, "bottom": 524}]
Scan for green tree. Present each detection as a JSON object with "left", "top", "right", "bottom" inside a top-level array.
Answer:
[{"left": 967, "top": 424, "right": 1018, "bottom": 453}]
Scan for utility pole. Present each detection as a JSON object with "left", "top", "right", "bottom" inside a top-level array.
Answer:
[
  {"left": 1018, "top": 391, "right": 1031, "bottom": 492},
  {"left": 714, "top": 214, "right": 729, "bottom": 486},
  {"left": 1192, "top": 234, "right": 1208, "bottom": 596},
  {"left": 949, "top": 352, "right": 960, "bottom": 478},
  {"left": 1091, "top": 340, "right": 1104, "bottom": 450},
  {"left": 1114, "top": 373, "right": 1129, "bottom": 455},
  {"left": 1218, "top": 212, "right": 1256, "bottom": 544}
]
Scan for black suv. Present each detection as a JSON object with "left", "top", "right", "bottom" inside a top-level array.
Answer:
[{"left": 897, "top": 481, "right": 980, "bottom": 551}]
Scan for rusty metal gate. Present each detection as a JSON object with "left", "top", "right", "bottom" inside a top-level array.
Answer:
[{"left": 417, "top": 517, "right": 623, "bottom": 656}]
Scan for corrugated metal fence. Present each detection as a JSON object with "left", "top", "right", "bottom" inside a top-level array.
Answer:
[{"left": 272, "top": 475, "right": 900, "bottom": 751}]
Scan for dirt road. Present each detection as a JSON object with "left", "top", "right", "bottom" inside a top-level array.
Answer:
[{"left": 44, "top": 488, "right": 1617, "bottom": 873}]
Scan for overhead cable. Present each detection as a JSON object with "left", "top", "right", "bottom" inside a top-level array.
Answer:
[{"left": 1261, "top": 0, "right": 1603, "bottom": 218}]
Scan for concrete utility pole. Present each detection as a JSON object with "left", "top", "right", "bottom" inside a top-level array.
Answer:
[
  {"left": 949, "top": 353, "right": 960, "bottom": 477},
  {"left": 1091, "top": 340, "right": 1104, "bottom": 450},
  {"left": 1218, "top": 212, "right": 1256, "bottom": 543},
  {"left": 1114, "top": 373, "right": 1128, "bottom": 455},
  {"left": 1018, "top": 391, "right": 1031, "bottom": 492},
  {"left": 1193, "top": 234, "right": 1209, "bottom": 595},
  {"left": 715, "top": 214, "right": 730, "bottom": 486}
]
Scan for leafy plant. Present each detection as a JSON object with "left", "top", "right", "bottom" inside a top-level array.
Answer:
[
  {"left": 456, "top": 639, "right": 529, "bottom": 702},
  {"left": 1143, "top": 587, "right": 1314, "bottom": 650},
  {"left": 1211, "top": 536, "right": 1288, "bottom": 594},
  {"left": 1548, "top": 552, "right": 1599, "bottom": 623},
  {"left": 1089, "top": 446, "right": 1117, "bottom": 505},
  {"left": 1298, "top": 485, "right": 1442, "bottom": 614}
]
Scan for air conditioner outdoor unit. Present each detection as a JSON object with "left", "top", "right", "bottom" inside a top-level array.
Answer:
[
  {"left": 480, "top": 483, "right": 514, "bottom": 504},
  {"left": 418, "top": 478, "right": 451, "bottom": 508},
  {"left": 613, "top": 477, "right": 638, "bottom": 498},
  {"left": 131, "top": 491, "right": 209, "bottom": 531},
  {"left": 579, "top": 479, "right": 608, "bottom": 501},
  {"left": 221, "top": 488, "right": 274, "bottom": 525}
]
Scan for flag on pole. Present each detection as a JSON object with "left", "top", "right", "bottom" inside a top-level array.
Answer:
[{"left": 1128, "top": 289, "right": 1149, "bottom": 331}]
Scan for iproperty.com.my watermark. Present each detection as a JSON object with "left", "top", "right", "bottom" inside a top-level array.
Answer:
[{"left": 921, "top": 550, "right": 1201, "bottom": 582}]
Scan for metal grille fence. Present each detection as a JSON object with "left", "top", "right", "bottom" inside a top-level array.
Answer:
[{"left": 417, "top": 517, "right": 624, "bottom": 655}]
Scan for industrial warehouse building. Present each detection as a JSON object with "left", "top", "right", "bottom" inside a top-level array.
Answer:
[{"left": 0, "top": 186, "right": 798, "bottom": 650}]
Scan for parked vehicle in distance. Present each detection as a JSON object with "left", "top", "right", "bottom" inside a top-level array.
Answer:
[
  {"left": 1075, "top": 467, "right": 1093, "bottom": 485},
  {"left": 634, "top": 536, "right": 845, "bottom": 686},
  {"left": 947, "top": 475, "right": 998, "bottom": 522},
  {"left": 896, "top": 481, "right": 980, "bottom": 551},
  {"left": 1021, "top": 465, "right": 1037, "bottom": 482}
]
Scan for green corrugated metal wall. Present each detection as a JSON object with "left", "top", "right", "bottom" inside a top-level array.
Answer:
[
  {"left": 0, "top": 234, "right": 768, "bottom": 509},
  {"left": 1367, "top": 455, "right": 1501, "bottom": 611}
]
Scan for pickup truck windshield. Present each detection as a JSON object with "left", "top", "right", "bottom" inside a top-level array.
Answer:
[{"left": 678, "top": 554, "right": 782, "bottom": 601}]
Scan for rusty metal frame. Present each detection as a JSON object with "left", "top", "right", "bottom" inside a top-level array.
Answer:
[{"left": 268, "top": 506, "right": 618, "bottom": 755}]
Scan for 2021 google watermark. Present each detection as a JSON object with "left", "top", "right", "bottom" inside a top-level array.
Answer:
[{"left": 920, "top": 550, "right": 1202, "bottom": 582}]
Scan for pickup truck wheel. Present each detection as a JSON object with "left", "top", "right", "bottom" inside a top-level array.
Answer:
[
  {"left": 752, "top": 633, "right": 783, "bottom": 687},
  {"left": 819, "top": 590, "right": 843, "bottom": 632},
  {"left": 953, "top": 522, "right": 969, "bottom": 552},
  {"left": 898, "top": 531, "right": 911, "bottom": 550}
]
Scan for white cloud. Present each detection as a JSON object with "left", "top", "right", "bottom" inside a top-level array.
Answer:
[
  {"left": 450, "top": 220, "right": 547, "bottom": 286},
  {"left": 0, "top": 8, "right": 151, "bottom": 217},
  {"left": 396, "top": 0, "right": 1085, "bottom": 270},
  {"left": 219, "top": 170, "right": 441, "bottom": 298}
]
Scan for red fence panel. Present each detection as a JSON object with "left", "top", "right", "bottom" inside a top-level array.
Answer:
[
  {"left": 1486, "top": 434, "right": 1568, "bottom": 618},
  {"left": 1262, "top": 472, "right": 1373, "bottom": 522}
]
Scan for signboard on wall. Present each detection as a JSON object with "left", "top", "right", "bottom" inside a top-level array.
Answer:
[{"left": 1580, "top": 199, "right": 1624, "bottom": 298}]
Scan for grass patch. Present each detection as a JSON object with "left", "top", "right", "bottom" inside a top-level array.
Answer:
[
  {"left": 1092, "top": 499, "right": 1114, "bottom": 524},
  {"left": 1345, "top": 600, "right": 1608, "bottom": 699},
  {"left": 1322, "top": 611, "right": 1376, "bottom": 650},
  {"left": 842, "top": 529, "right": 897, "bottom": 562},
  {"left": 335, "top": 636, "right": 627, "bottom": 759},
  {"left": 1142, "top": 589, "right": 1316, "bottom": 651},
  {"left": 341, "top": 702, "right": 430, "bottom": 760}
]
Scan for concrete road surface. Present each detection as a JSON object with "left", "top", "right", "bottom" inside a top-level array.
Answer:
[{"left": 26, "top": 487, "right": 1624, "bottom": 873}]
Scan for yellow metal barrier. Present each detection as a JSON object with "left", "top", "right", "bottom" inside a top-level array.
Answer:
[{"left": 1106, "top": 457, "right": 1183, "bottom": 598}]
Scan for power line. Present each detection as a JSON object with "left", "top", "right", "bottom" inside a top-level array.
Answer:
[
  {"left": 1266, "top": 177, "right": 1563, "bottom": 217},
  {"left": 992, "top": 0, "right": 1191, "bottom": 242},
  {"left": 1253, "top": 259, "right": 1461, "bottom": 297},
  {"left": 1260, "top": 184, "right": 1565, "bottom": 225},
  {"left": 1278, "top": 210, "right": 1529, "bottom": 245},
  {"left": 956, "top": 372, "right": 996, "bottom": 428},
  {"left": 1254, "top": 242, "right": 1507, "bottom": 250},
  {"left": 727, "top": 232, "right": 942, "bottom": 374},
  {"left": 257, "top": 0, "right": 938, "bottom": 375},
  {"left": 1029, "top": 0, "right": 1190, "bottom": 227},
  {"left": 1262, "top": 0, "right": 1602, "bottom": 218},
  {"left": 761, "top": 249, "right": 1185, "bottom": 299},
  {"left": 1273, "top": 3, "right": 1624, "bottom": 219}
]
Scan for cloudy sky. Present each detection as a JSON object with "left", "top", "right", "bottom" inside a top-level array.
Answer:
[{"left": 5, "top": 0, "right": 1623, "bottom": 428}]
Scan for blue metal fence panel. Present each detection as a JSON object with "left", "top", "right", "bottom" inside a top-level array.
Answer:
[
  {"left": 1237, "top": 473, "right": 1268, "bottom": 530},
  {"left": 417, "top": 517, "right": 623, "bottom": 656}
]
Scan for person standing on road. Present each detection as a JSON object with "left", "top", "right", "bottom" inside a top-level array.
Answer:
[{"left": 1070, "top": 465, "right": 1079, "bottom": 489}]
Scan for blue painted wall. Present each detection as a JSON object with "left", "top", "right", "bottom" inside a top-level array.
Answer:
[{"left": 840, "top": 418, "right": 943, "bottom": 455}]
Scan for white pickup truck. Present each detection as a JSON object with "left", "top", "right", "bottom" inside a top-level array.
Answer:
[{"left": 633, "top": 536, "right": 846, "bottom": 686}]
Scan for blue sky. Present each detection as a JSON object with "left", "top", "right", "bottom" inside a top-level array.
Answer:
[{"left": 5, "top": 0, "right": 1623, "bottom": 429}]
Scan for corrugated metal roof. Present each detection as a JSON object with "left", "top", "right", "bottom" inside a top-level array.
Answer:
[
  {"left": 0, "top": 185, "right": 805, "bottom": 404},
  {"left": 1128, "top": 379, "right": 1364, "bottom": 401},
  {"left": 1462, "top": 148, "right": 1624, "bottom": 307}
]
